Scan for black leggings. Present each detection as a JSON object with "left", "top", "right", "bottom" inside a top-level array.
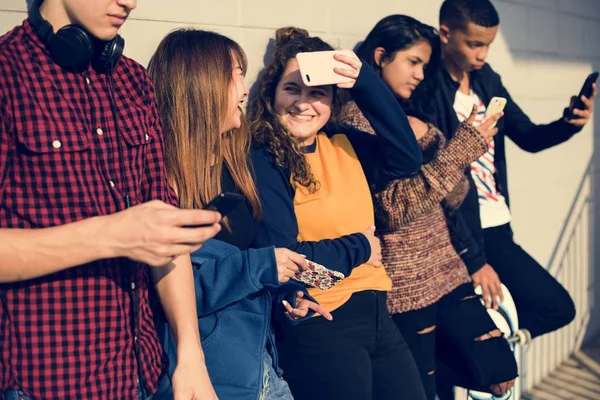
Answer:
[
  {"left": 483, "top": 223, "right": 576, "bottom": 338},
  {"left": 392, "top": 283, "right": 518, "bottom": 400},
  {"left": 275, "top": 290, "right": 427, "bottom": 400}
]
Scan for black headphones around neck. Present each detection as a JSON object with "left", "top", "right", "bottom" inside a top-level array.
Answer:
[{"left": 28, "top": 0, "right": 124, "bottom": 72}]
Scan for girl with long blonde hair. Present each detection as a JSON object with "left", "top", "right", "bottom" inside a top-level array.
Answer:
[{"left": 149, "top": 28, "right": 327, "bottom": 400}]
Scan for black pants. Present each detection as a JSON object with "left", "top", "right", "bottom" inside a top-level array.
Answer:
[
  {"left": 483, "top": 223, "right": 576, "bottom": 339},
  {"left": 392, "top": 284, "right": 518, "bottom": 400},
  {"left": 275, "top": 290, "right": 427, "bottom": 400}
]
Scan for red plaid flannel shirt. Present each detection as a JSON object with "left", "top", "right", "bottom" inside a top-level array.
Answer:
[{"left": 0, "top": 19, "right": 177, "bottom": 399}]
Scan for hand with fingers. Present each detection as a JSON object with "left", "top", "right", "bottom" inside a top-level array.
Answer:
[
  {"left": 104, "top": 200, "right": 222, "bottom": 267},
  {"left": 282, "top": 291, "right": 333, "bottom": 321},
  {"left": 333, "top": 50, "right": 363, "bottom": 89},
  {"left": 274, "top": 248, "right": 308, "bottom": 283},
  {"left": 564, "top": 83, "right": 597, "bottom": 127},
  {"left": 361, "top": 225, "right": 383, "bottom": 267},
  {"left": 472, "top": 263, "right": 504, "bottom": 310},
  {"left": 172, "top": 361, "right": 219, "bottom": 400},
  {"left": 465, "top": 104, "right": 503, "bottom": 143}
]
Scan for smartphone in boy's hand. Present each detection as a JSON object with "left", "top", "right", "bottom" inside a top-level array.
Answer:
[
  {"left": 185, "top": 192, "right": 244, "bottom": 228},
  {"left": 203, "top": 192, "right": 244, "bottom": 215},
  {"left": 484, "top": 97, "right": 507, "bottom": 129},
  {"left": 566, "top": 72, "right": 598, "bottom": 119}
]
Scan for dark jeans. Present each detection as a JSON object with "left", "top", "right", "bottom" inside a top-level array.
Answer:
[
  {"left": 275, "top": 290, "right": 427, "bottom": 400},
  {"left": 392, "top": 283, "right": 518, "bottom": 400},
  {"left": 2, "top": 374, "right": 172, "bottom": 400},
  {"left": 483, "top": 223, "right": 576, "bottom": 338}
]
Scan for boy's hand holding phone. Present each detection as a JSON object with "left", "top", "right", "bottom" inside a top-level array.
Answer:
[
  {"left": 106, "top": 200, "right": 222, "bottom": 267},
  {"left": 184, "top": 192, "right": 242, "bottom": 229},
  {"left": 564, "top": 73, "right": 597, "bottom": 128}
]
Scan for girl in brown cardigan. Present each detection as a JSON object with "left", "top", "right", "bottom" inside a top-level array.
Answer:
[{"left": 340, "top": 15, "right": 517, "bottom": 400}]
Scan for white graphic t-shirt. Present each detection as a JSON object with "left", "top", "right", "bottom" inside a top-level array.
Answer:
[{"left": 453, "top": 90, "right": 511, "bottom": 229}]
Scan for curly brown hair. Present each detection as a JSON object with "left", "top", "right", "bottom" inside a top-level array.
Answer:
[{"left": 248, "top": 27, "right": 341, "bottom": 192}]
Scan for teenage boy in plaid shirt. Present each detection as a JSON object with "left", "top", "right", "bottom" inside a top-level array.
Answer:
[{"left": 0, "top": 0, "right": 221, "bottom": 399}]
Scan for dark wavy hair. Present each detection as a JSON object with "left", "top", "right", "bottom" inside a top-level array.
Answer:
[
  {"left": 356, "top": 14, "right": 440, "bottom": 121},
  {"left": 248, "top": 27, "right": 338, "bottom": 192}
]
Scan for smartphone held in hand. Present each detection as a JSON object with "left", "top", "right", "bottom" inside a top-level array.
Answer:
[
  {"left": 203, "top": 192, "right": 244, "bottom": 216},
  {"left": 185, "top": 192, "right": 244, "bottom": 229},
  {"left": 292, "top": 259, "right": 345, "bottom": 290},
  {"left": 567, "top": 71, "right": 598, "bottom": 119},
  {"left": 484, "top": 96, "right": 507, "bottom": 128},
  {"left": 296, "top": 50, "right": 354, "bottom": 87}
]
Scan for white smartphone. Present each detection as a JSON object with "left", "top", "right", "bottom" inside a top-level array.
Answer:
[
  {"left": 484, "top": 97, "right": 507, "bottom": 128},
  {"left": 296, "top": 50, "right": 354, "bottom": 87}
]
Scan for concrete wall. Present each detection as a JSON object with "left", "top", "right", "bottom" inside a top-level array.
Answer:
[{"left": 2, "top": 0, "right": 600, "bottom": 390}]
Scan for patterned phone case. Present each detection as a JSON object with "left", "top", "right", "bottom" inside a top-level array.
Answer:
[{"left": 293, "top": 259, "right": 345, "bottom": 290}]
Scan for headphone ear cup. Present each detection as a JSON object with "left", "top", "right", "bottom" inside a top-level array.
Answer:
[
  {"left": 49, "top": 25, "right": 94, "bottom": 69},
  {"left": 94, "top": 35, "right": 124, "bottom": 72}
]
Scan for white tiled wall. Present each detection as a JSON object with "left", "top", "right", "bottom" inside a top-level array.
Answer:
[
  {"left": 4, "top": 0, "right": 597, "bottom": 273},
  {"left": 2, "top": 0, "right": 600, "bottom": 390},
  {"left": 528, "top": 7, "right": 559, "bottom": 53}
]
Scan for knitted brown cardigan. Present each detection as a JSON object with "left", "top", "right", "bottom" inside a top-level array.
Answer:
[{"left": 340, "top": 101, "right": 489, "bottom": 313}]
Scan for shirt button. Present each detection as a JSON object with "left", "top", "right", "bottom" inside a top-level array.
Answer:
[
  {"left": 85, "top": 77, "right": 91, "bottom": 85},
  {"left": 96, "top": 128, "right": 104, "bottom": 136},
  {"left": 131, "top": 282, "right": 136, "bottom": 290},
  {"left": 52, "top": 140, "right": 61, "bottom": 149},
  {"left": 109, "top": 180, "right": 115, "bottom": 188},
  {"left": 145, "top": 134, "right": 150, "bottom": 141}
]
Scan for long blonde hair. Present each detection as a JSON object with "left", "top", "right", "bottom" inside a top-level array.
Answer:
[{"left": 149, "top": 28, "right": 261, "bottom": 219}]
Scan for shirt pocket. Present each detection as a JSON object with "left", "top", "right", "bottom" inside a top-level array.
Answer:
[
  {"left": 16, "top": 126, "right": 91, "bottom": 154},
  {"left": 114, "top": 80, "right": 153, "bottom": 148},
  {"left": 199, "top": 312, "right": 223, "bottom": 350},
  {"left": 115, "top": 106, "right": 152, "bottom": 205},
  {"left": 118, "top": 112, "right": 152, "bottom": 147},
  {"left": 14, "top": 119, "right": 92, "bottom": 181},
  {"left": 12, "top": 124, "right": 95, "bottom": 223},
  {"left": 14, "top": 124, "right": 92, "bottom": 190}
]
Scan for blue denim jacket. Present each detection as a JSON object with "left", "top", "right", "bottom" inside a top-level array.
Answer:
[{"left": 155, "top": 239, "right": 314, "bottom": 400}]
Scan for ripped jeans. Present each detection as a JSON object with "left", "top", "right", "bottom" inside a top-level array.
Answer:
[
  {"left": 391, "top": 283, "right": 518, "bottom": 400},
  {"left": 259, "top": 352, "right": 293, "bottom": 400}
]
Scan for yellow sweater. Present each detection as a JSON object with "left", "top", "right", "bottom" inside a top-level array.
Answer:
[{"left": 293, "top": 132, "right": 391, "bottom": 312}]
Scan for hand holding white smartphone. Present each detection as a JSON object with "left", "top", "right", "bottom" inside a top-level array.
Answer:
[
  {"left": 484, "top": 97, "right": 507, "bottom": 129},
  {"left": 296, "top": 49, "right": 356, "bottom": 87}
]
